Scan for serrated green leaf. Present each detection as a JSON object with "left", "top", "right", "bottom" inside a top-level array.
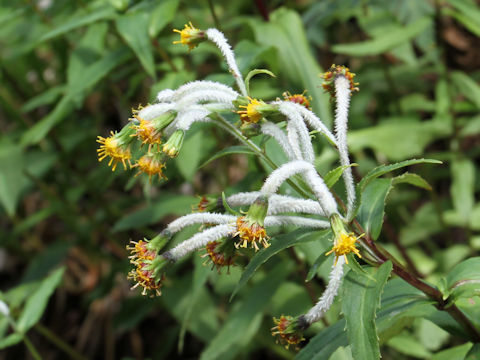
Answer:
[
  {"left": 392, "top": 172, "right": 432, "bottom": 190},
  {"left": 356, "top": 178, "right": 392, "bottom": 240},
  {"left": 342, "top": 261, "right": 393, "bottom": 360},
  {"left": 148, "top": 0, "right": 179, "bottom": 37},
  {"left": 324, "top": 164, "right": 358, "bottom": 189},
  {"left": 332, "top": 17, "right": 431, "bottom": 56},
  {"left": 445, "top": 257, "right": 480, "bottom": 301},
  {"left": 113, "top": 195, "right": 196, "bottom": 232},
  {"left": 231, "top": 229, "right": 331, "bottom": 300},
  {"left": 17, "top": 267, "right": 65, "bottom": 333},
  {"left": 116, "top": 11, "right": 155, "bottom": 78},
  {"left": 199, "top": 145, "right": 255, "bottom": 168},
  {"left": 201, "top": 262, "right": 291, "bottom": 360}
]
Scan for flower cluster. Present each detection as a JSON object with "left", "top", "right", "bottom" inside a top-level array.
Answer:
[{"left": 101, "top": 22, "right": 364, "bottom": 349}]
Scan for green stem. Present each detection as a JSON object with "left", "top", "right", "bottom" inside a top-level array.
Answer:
[
  {"left": 207, "top": 0, "right": 220, "bottom": 29},
  {"left": 23, "top": 335, "right": 42, "bottom": 360},
  {"left": 34, "top": 323, "right": 88, "bottom": 360}
]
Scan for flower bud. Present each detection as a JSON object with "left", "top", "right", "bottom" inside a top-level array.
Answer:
[
  {"left": 321, "top": 64, "right": 359, "bottom": 99},
  {"left": 271, "top": 315, "right": 308, "bottom": 349},
  {"left": 97, "top": 124, "right": 135, "bottom": 171},
  {"left": 162, "top": 130, "right": 185, "bottom": 158},
  {"left": 173, "top": 22, "right": 205, "bottom": 50}
]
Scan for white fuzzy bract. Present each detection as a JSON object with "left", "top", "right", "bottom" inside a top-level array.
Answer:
[
  {"left": 166, "top": 213, "right": 236, "bottom": 234},
  {"left": 261, "top": 122, "right": 296, "bottom": 160}
]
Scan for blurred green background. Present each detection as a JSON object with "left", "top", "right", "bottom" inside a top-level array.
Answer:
[{"left": 1, "top": 0, "right": 479, "bottom": 359}]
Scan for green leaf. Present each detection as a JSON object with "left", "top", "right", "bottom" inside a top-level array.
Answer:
[
  {"left": 444, "top": 257, "right": 480, "bottom": 301},
  {"left": 342, "top": 261, "right": 393, "bottom": 360},
  {"left": 230, "top": 229, "right": 331, "bottom": 300},
  {"left": 466, "top": 343, "right": 480, "bottom": 360},
  {"left": 38, "top": 5, "right": 116, "bottom": 43},
  {"left": 200, "top": 262, "right": 291, "bottom": 360},
  {"left": 387, "top": 332, "right": 432, "bottom": 358},
  {"left": 113, "top": 195, "right": 196, "bottom": 232},
  {"left": 450, "top": 158, "right": 475, "bottom": 224},
  {"left": 345, "top": 253, "right": 377, "bottom": 282},
  {"left": 332, "top": 17, "right": 431, "bottom": 56},
  {"left": 249, "top": 8, "right": 332, "bottom": 125},
  {"left": 148, "top": 0, "right": 179, "bottom": 37},
  {"left": 199, "top": 145, "right": 255, "bottom": 168},
  {"left": 16, "top": 267, "right": 65, "bottom": 333},
  {"left": 392, "top": 172, "right": 432, "bottom": 190},
  {"left": 324, "top": 164, "right": 358, "bottom": 189},
  {"left": 175, "top": 129, "right": 214, "bottom": 181},
  {"left": 244, "top": 68, "right": 276, "bottom": 95},
  {"left": 0, "top": 333, "right": 23, "bottom": 350},
  {"left": 116, "top": 11, "right": 155, "bottom": 78},
  {"left": 451, "top": 71, "right": 480, "bottom": 109},
  {"left": 0, "top": 143, "right": 27, "bottom": 216},
  {"left": 356, "top": 178, "right": 392, "bottom": 240},
  {"left": 444, "top": 0, "right": 480, "bottom": 36},
  {"left": 21, "top": 85, "right": 65, "bottom": 113},
  {"left": 431, "top": 343, "right": 473, "bottom": 360},
  {"left": 305, "top": 251, "right": 330, "bottom": 282}
]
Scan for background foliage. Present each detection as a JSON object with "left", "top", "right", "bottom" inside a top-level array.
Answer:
[{"left": 1, "top": 0, "right": 480, "bottom": 359}]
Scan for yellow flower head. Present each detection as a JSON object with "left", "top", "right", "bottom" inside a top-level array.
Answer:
[
  {"left": 97, "top": 131, "right": 132, "bottom": 171},
  {"left": 201, "top": 240, "right": 236, "bottom": 273},
  {"left": 173, "top": 22, "right": 204, "bottom": 50},
  {"left": 237, "top": 97, "right": 265, "bottom": 124},
  {"left": 321, "top": 64, "right": 359, "bottom": 99},
  {"left": 127, "top": 240, "right": 163, "bottom": 297},
  {"left": 326, "top": 231, "right": 362, "bottom": 265},
  {"left": 235, "top": 216, "right": 269, "bottom": 251},
  {"left": 131, "top": 116, "right": 162, "bottom": 149},
  {"left": 133, "top": 153, "right": 167, "bottom": 182},
  {"left": 271, "top": 315, "right": 306, "bottom": 349},
  {"left": 283, "top": 91, "right": 311, "bottom": 109}
]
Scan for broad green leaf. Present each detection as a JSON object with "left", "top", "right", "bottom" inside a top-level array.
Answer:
[
  {"left": 199, "top": 145, "right": 255, "bottom": 168},
  {"left": 466, "top": 343, "right": 480, "bottom": 359},
  {"left": 342, "top": 261, "right": 393, "bottom": 360},
  {"left": 148, "top": 0, "right": 180, "bottom": 37},
  {"left": 116, "top": 11, "right": 155, "bottom": 78},
  {"left": 113, "top": 195, "right": 196, "bottom": 232},
  {"left": 249, "top": 8, "right": 332, "bottom": 125},
  {"left": 349, "top": 120, "right": 450, "bottom": 161},
  {"left": 332, "top": 17, "right": 431, "bottom": 56},
  {"left": 38, "top": 5, "right": 116, "bottom": 43},
  {"left": 231, "top": 229, "right": 331, "bottom": 300},
  {"left": 345, "top": 253, "right": 377, "bottom": 282},
  {"left": 176, "top": 129, "right": 214, "bottom": 181},
  {"left": 356, "top": 178, "right": 392, "bottom": 240},
  {"left": 417, "top": 319, "right": 450, "bottom": 351},
  {"left": 0, "top": 143, "right": 27, "bottom": 216},
  {"left": 17, "top": 267, "right": 65, "bottom": 333},
  {"left": 451, "top": 71, "right": 480, "bottom": 109},
  {"left": 0, "top": 333, "right": 23, "bottom": 350},
  {"left": 444, "top": 257, "right": 480, "bottom": 301},
  {"left": 324, "top": 164, "right": 358, "bottom": 189},
  {"left": 387, "top": 332, "right": 432, "bottom": 358},
  {"left": 200, "top": 262, "right": 291, "bottom": 360},
  {"left": 392, "top": 172, "right": 432, "bottom": 190},
  {"left": 450, "top": 158, "right": 475, "bottom": 224},
  {"left": 431, "top": 343, "right": 473, "bottom": 360},
  {"left": 305, "top": 251, "right": 330, "bottom": 282},
  {"left": 444, "top": 0, "right": 480, "bottom": 36}
]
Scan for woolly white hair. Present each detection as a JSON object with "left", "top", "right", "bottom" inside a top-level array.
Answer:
[
  {"left": 166, "top": 213, "right": 236, "bottom": 234},
  {"left": 260, "top": 122, "right": 296, "bottom": 160},
  {"left": 304, "top": 256, "right": 345, "bottom": 324},
  {"left": 137, "top": 103, "right": 176, "bottom": 120}
]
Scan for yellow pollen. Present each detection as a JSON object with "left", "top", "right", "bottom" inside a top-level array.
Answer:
[
  {"left": 131, "top": 116, "right": 162, "bottom": 149},
  {"left": 237, "top": 97, "right": 264, "bottom": 124},
  {"left": 173, "top": 22, "right": 201, "bottom": 50},
  {"left": 325, "top": 232, "right": 362, "bottom": 265},
  {"left": 96, "top": 131, "right": 131, "bottom": 171},
  {"left": 133, "top": 155, "right": 167, "bottom": 182},
  {"left": 234, "top": 216, "right": 270, "bottom": 251}
]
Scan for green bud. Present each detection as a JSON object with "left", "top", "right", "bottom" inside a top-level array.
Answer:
[
  {"left": 245, "top": 195, "right": 269, "bottom": 227},
  {"left": 162, "top": 130, "right": 185, "bottom": 158}
]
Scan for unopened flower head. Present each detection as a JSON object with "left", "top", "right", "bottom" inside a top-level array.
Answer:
[
  {"left": 133, "top": 152, "right": 167, "bottom": 182},
  {"left": 163, "top": 130, "right": 185, "bottom": 158},
  {"left": 97, "top": 125, "right": 134, "bottom": 171},
  {"left": 202, "top": 239, "right": 236, "bottom": 273},
  {"left": 321, "top": 64, "right": 359, "bottom": 99},
  {"left": 326, "top": 214, "right": 362, "bottom": 265},
  {"left": 194, "top": 195, "right": 223, "bottom": 213},
  {"left": 237, "top": 97, "right": 276, "bottom": 124},
  {"left": 282, "top": 91, "right": 311, "bottom": 110},
  {"left": 234, "top": 195, "right": 270, "bottom": 251},
  {"left": 173, "top": 22, "right": 205, "bottom": 50},
  {"left": 271, "top": 315, "right": 308, "bottom": 349},
  {"left": 131, "top": 111, "right": 176, "bottom": 149}
]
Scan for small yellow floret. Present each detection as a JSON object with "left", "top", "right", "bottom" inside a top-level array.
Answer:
[
  {"left": 96, "top": 131, "right": 131, "bottom": 171},
  {"left": 133, "top": 154, "right": 166, "bottom": 182},
  {"left": 234, "top": 216, "right": 270, "bottom": 251},
  {"left": 173, "top": 22, "right": 202, "bottom": 50},
  {"left": 237, "top": 97, "right": 264, "bottom": 124},
  {"left": 326, "top": 232, "right": 362, "bottom": 265},
  {"left": 131, "top": 116, "right": 162, "bottom": 149}
]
